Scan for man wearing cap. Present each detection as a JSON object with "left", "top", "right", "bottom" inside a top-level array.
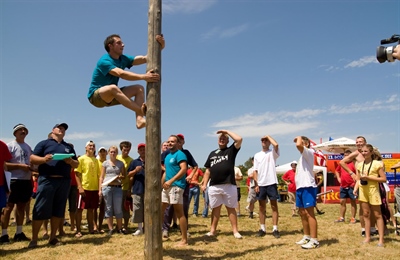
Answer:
[
  {"left": 74, "top": 141, "right": 101, "bottom": 237},
  {"left": 127, "top": 143, "right": 145, "bottom": 236},
  {"left": 116, "top": 141, "right": 133, "bottom": 232},
  {"left": 95, "top": 146, "right": 107, "bottom": 232},
  {"left": 253, "top": 135, "right": 281, "bottom": 238},
  {"left": 201, "top": 130, "right": 243, "bottom": 239},
  {"left": 29, "top": 123, "right": 78, "bottom": 248},
  {"left": 1, "top": 124, "right": 33, "bottom": 243},
  {"left": 282, "top": 161, "right": 298, "bottom": 217}
]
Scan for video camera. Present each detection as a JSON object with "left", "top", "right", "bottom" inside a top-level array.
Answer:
[{"left": 376, "top": 34, "right": 400, "bottom": 63}]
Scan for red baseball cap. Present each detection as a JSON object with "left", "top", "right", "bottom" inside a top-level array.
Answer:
[
  {"left": 137, "top": 143, "right": 146, "bottom": 149},
  {"left": 177, "top": 134, "right": 184, "bottom": 140}
]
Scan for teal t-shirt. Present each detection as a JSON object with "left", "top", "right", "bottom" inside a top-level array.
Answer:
[
  {"left": 165, "top": 150, "right": 187, "bottom": 189},
  {"left": 88, "top": 53, "right": 135, "bottom": 99}
]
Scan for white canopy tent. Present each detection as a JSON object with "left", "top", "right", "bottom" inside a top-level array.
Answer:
[
  {"left": 276, "top": 162, "right": 327, "bottom": 202},
  {"left": 312, "top": 137, "right": 357, "bottom": 153}
]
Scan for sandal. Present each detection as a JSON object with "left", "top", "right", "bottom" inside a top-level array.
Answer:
[
  {"left": 74, "top": 232, "right": 83, "bottom": 238},
  {"left": 48, "top": 238, "right": 63, "bottom": 246}
]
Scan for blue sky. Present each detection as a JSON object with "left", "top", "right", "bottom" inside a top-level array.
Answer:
[{"left": 1, "top": 0, "right": 399, "bottom": 167}]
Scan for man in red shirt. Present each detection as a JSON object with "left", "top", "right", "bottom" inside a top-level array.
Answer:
[
  {"left": 282, "top": 161, "right": 297, "bottom": 217},
  {"left": 335, "top": 150, "right": 357, "bottom": 224},
  {"left": 0, "top": 140, "right": 12, "bottom": 244}
]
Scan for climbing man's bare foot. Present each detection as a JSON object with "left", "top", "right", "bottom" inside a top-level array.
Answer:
[{"left": 136, "top": 118, "right": 146, "bottom": 129}]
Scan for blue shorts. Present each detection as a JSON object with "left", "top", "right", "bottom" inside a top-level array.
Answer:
[
  {"left": 32, "top": 176, "right": 71, "bottom": 220},
  {"left": 0, "top": 185, "right": 7, "bottom": 210},
  {"left": 296, "top": 187, "right": 317, "bottom": 208},
  {"left": 257, "top": 184, "right": 279, "bottom": 201},
  {"left": 340, "top": 187, "right": 356, "bottom": 200}
]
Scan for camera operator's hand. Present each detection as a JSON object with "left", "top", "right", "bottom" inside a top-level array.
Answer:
[{"left": 393, "top": 44, "right": 400, "bottom": 60}]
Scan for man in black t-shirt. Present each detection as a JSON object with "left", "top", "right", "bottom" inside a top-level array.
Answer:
[{"left": 201, "top": 130, "right": 243, "bottom": 239}]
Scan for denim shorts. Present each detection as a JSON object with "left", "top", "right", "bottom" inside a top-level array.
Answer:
[{"left": 340, "top": 186, "right": 356, "bottom": 200}]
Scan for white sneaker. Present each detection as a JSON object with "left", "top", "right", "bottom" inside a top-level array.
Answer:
[
  {"left": 295, "top": 237, "right": 310, "bottom": 245},
  {"left": 186, "top": 232, "right": 191, "bottom": 238},
  {"left": 301, "top": 240, "right": 319, "bottom": 249},
  {"left": 233, "top": 232, "right": 242, "bottom": 239},
  {"left": 205, "top": 231, "right": 214, "bottom": 237},
  {"left": 162, "top": 230, "right": 169, "bottom": 238},
  {"left": 393, "top": 212, "right": 400, "bottom": 218},
  {"left": 132, "top": 229, "right": 143, "bottom": 236}
]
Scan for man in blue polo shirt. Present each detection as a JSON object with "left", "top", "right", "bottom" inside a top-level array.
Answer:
[
  {"left": 88, "top": 34, "right": 165, "bottom": 129},
  {"left": 28, "top": 123, "right": 79, "bottom": 248},
  {"left": 161, "top": 135, "right": 188, "bottom": 246}
]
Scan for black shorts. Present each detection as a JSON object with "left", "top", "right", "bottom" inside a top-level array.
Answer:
[
  {"left": 256, "top": 184, "right": 279, "bottom": 201},
  {"left": 8, "top": 179, "right": 32, "bottom": 204}
]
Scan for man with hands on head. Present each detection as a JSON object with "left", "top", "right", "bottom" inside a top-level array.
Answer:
[
  {"left": 253, "top": 135, "right": 280, "bottom": 238},
  {"left": 201, "top": 130, "right": 243, "bottom": 239}
]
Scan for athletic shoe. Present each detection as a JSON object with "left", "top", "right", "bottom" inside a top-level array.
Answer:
[
  {"left": 295, "top": 237, "right": 310, "bottom": 245},
  {"left": 106, "top": 230, "right": 113, "bottom": 237},
  {"left": 316, "top": 210, "right": 325, "bottom": 215},
  {"left": 361, "top": 230, "right": 365, "bottom": 237},
  {"left": 233, "top": 232, "right": 242, "bottom": 239},
  {"left": 249, "top": 213, "right": 254, "bottom": 219},
  {"left": 162, "top": 230, "right": 169, "bottom": 238},
  {"left": 132, "top": 229, "right": 143, "bottom": 236},
  {"left": 255, "top": 229, "right": 266, "bottom": 237},
  {"left": 0, "top": 234, "right": 10, "bottom": 244},
  {"left": 272, "top": 230, "right": 281, "bottom": 238},
  {"left": 205, "top": 231, "right": 215, "bottom": 237},
  {"left": 117, "top": 229, "right": 127, "bottom": 235},
  {"left": 350, "top": 217, "right": 357, "bottom": 224},
  {"left": 334, "top": 217, "right": 345, "bottom": 223},
  {"left": 301, "top": 240, "right": 320, "bottom": 249},
  {"left": 245, "top": 205, "right": 250, "bottom": 212},
  {"left": 371, "top": 230, "right": 378, "bottom": 236},
  {"left": 14, "top": 232, "right": 30, "bottom": 242},
  {"left": 393, "top": 212, "right": 400, "bottom": 218}
]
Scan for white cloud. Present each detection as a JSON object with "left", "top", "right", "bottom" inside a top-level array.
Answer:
[
  {"left": 163, "top": 0, "right": 216, "bottom": 14},
  {"left": 210, "top": 94, "right": 399, "bottom": 138},
  {"left": 330, "top": 95, "right": 399, "bottom": 114},
  {"left": 201, "top": 24, "right": 249, "bottom": 40},
  {"left": 344, "top": 56, "right": 377, "bottom": 68},
  {"left": 67, "top": 131, "right": 106, "bottom": 140}
]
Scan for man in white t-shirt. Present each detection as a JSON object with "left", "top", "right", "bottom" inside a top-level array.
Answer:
[
  {"left": 253, "top": 135, "right": 280, "bottom": 238},
  {"left": 294, "top": 136, "right": 319, "bottom": 249}
]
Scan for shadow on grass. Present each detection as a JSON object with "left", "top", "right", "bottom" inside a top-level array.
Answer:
[
  {"left": 163, "top": 244, "right": 285, "bottom": 259},
  {"left": 0, "top": 235, "right": 112, "bottom": 257},
  {"left": 321, "top": 237, "right": 339, "bottom": 246}
]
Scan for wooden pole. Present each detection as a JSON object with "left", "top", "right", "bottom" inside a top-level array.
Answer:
[{"left": 144, "top": 0, "right": 162, "bottom": 259}]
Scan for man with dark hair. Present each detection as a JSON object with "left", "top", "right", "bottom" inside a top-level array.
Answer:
[
  {"left": 253, "top": 135, "right": 280, "bottom": 238},
  {"left": 201, "top": 130, "right": 243, "bottom": 239},
  {"left": 161, "top": 135, "right": 188, "bottom": 246},
  {"left": 1, "top": 124, "right": 33, "bottom": 243},
  {"left": 29, "top": 123, "right": 79, "bottom": 248},
  {"left": 117, "top": 141, "right": 133, "bottom": 232},
  {"left": 335, "top": 149, "right": 357, "bottom": 224},
  {"left": 88, "top": 34, "right": 165, "bottom": 129}
]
